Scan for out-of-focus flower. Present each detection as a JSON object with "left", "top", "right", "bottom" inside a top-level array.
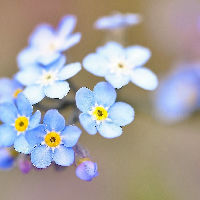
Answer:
[
  {"left": 0, "top": 148, "right": 16, "bottom": 170},
  {"left": 25, "top": 109, "right": 82, "bottom": 169},
  {"left": 83, "top": 41, "right": 158, "bottom": 89},
  {"left": 94, "top": 12, "right": 141, "bottom": 30},
  {"left": 18, "top": 159, "right": 32, "bottom": 174},
  {"left": 0, "top": 93, "right": 41, "bottom": 154},
  {"left": 18, "top": 15, "right": 81, "bottom": 69},
  {"left": 76, "top": 158, "right": 98, "bottom": 181},
  {"left": 15, "top": 56, "right": 81, "bottom": 104},
  {"left": 155, "top": 63, "right": 200, "bottom": 123},
  {"left": 0, "top": 78, "right": 23, "bottom": 103},
  {"left": 76, "top": 82, "right": 134, "bottom": 138}
]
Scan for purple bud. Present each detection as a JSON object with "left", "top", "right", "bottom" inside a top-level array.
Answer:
[{"left": 19, "top": 159, "right": 32, "bottom": 174}]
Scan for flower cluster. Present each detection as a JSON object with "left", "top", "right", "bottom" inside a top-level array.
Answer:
[{"left": 0, "top": 13, "right": 158, "bottom": 181}]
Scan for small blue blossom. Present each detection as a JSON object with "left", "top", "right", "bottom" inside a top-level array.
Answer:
[
  {"left": 0, "top": 148, "right": 15, "bottom": 170},
  {"left": 76, "top": 82, "right": 134, "bottom": 138},
  {"left": 15, "top": 56, "right": 81, "bottom": 104},
  {"left": 94, "top": 12, "right": 141, "bottom": 30},
  {"left": 83, "top": 41, "right": 158, "bottom": 90},
  {"left": 25, "top": 109, "right": 82, "bottom": 168},
  {"left": 0, "top": 78, "right": 23, "bottom": 103},
  {"left": 0, "top": 93, "right": 41, "bottom": 154},
  {"left": 155, "top": 64, "right": 200, "bottom": 123},
  {"left": 18, "top": 15, "right": 81, "bottom": 69}
]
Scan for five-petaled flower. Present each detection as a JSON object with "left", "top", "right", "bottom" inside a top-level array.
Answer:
[
  {"left": 25, "top": 109, "right": 82, "bottom": 168},
  {"left": 76, "top": 82, "right": 134, "bottom": 138},
  {"left": 83, "top": 41, "right": 158, "bottom": 90}
]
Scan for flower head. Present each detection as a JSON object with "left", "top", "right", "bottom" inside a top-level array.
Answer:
[
  {"left": 0, "top": 148, "right": 16, "bottom": 170},
  {"left": 15, "top": 56, "right": 81, "bottom": 104},
  {"left": 25, "top": 109, "right": 82, "bottom": 168},
  {"left": 0, "top": 93, "right": 41, "bottom": 154},
  {"left": 76, "top": 82, "right": 134, "bottom": 138},
  {"left": 18, "top": 15, "right": 81, "bottom": 69},
  {"left": 94, "top": 12, "right": 141, "bottom": 30},
  {"left": 83, "top": 41, "right": 158, "bottom": 89}
]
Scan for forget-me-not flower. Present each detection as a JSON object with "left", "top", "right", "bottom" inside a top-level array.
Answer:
[
  {"left": 83, "top": 41, "right": 158, "bottom": 90},
  {"left": 25, "top": 109, "right": 82, "bottom": 168},
  {"left": 94, "top": 12, "right": 141, "bottom": 30},
  {"left": 0, "top": 93, "right": 41, "bottom": 154},
  {"left": 76, "top": 82, "right": 134, "bottom": 138},
  {"left": 0, "top": 148, "right": 16, "bottom": 170},
  {"left": 18, "top": 15, "right": 81, "bottom": 69},
  {"left": 15, "top": 56, "right": 81, "bottom": 104}
]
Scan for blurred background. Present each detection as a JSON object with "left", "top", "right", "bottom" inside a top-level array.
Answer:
[{"left": 1, "top": 0, "right": 200, "bottom": 199}]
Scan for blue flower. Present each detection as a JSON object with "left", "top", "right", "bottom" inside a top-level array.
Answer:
[
  {"left": 155, "top": 64, "right": 200, "bottom": 123},
  {"left": 15, "top": 56, "right": 81, "bottom": 104},
  {"left": 0, "top": 78, "right": 23, "bottom": 103},
  {"left": 76, "top": 158, "right": 98, "bottom": 181},
  {"left": 17, "top": 15, "right": 81, "bottom": 69},
  {"left": 76, "top": 82, "right": 134, "bottom": 138},
  {"left": 25, "top": 109, "right": 82, "bottom": 169},
  {"left": 94, "top": 12, "right": 141, "bottom": 30},
  {"left": 0, "top": 148, "right": 15, "bottom": 170},
  {"left": 0, "top": 93, "right": 41, "bottom": 154},
  {"left": 83, "top": 41, "right": 158, "bottom": 90}
]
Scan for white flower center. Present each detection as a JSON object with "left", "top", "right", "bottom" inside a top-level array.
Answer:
[{"left": 40, "top": 71, "right": 57, "bottom": 85}]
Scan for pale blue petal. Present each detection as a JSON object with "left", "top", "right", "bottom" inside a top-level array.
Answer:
[
  {"left": 29, "top": 110, "right": 41, "bottom": 129},
  {"left": 131, "top": 67, "right": 158, "bottom": 90},
  {"left": 23, "top": 85, "right": 45, "bottom": 105},
  {"left": 45, "top": 55, "right": 66, "bottom": 71},
  {"left": 38, "top": 52, "right": 61, "bottom": 66},
  {"left": 79, "top": 113, "right": 97, "bottom": 135},
  {"left": 14, "top": 134, "right": 32, "bottom": 154},
  {"left": 93, "top": 82, "right": 116, "bottom": 107},
  {"left": 57, "top": 62, "right": 81, "bottom": 80},
  {"left": 109, "top": 102, "right": 135, "bottom": 126},
  {"left": 97, "top": 122, "right": 122, "bottom": 138},
  {"left": 44, "top": 81, "right": 70, "bottom": 99},
  {"left": 53, "top": 145, "right": 74, "bottom": 166},
  {"left": 61, "top": 125, "right": 82, "bottom": 147},
  {"left": 0, "top": 125, "right": 16, "bottom": 147},
  {"left": 83, "top": 53, "right": 109, "bottom": 77},
  {"left": 43, "top": 109, "right": 65, "bottom": 132},
  {"left": 75, "top": 88, "right": 95, "bottom": 113},
  {"left": 31, "top": 145, "right": 52, "bottom": 168},
  {"left": 0, "top": 102, "right": 18, "bottom": 124}
]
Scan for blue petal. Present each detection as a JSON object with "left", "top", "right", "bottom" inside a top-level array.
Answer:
[
  {"left": 16, "top": 93, "right": 33, "bottom": 117},
  {"left": 83, "top": 53, "right": 109, "bottom": 77},
  {"left": 57, "top": 62, "right": 81, "bottom": 80},
  {"left": 93, "top": 82, "right": 116, "bottom": 107},
  {"left": 0, "top": 102, "right": 18, "bottom": 124},
  {"left": 97, "top": 122, "right": 122, "bottom": 138},
  {"left": 75, "top": 87, "right": 95, "bottom": 113},
  {"left": 44, "top": 81, "right": 70, "bottom": 99},
  {"left": 43, "top": 109, "right": 65, "bottom": 132},
  {"left": 38, "top": 52, "right": 61, "bottom": 66},
  {"left": 79, "top": 113, "right": 97, "bottom": 135},
  {"left": 53, "top": 145, "right": 74, "bottom": 166},
  {"left": 14, "top": 134, "right": 32, "bottom": 154},
  {"left": 31, "top": 145, "right": 52, "bottom": 168},
  {"left": 45, "top": 55, "right": 66, "bottom": 71},
  {"left": 61, "top": 125, "right": 82, "bottom": 147},
  {"left": 131, "top": 67, "right": 158, "bottom": 90},
  {"left": 23, "top": 84, "right": 45, "bottom": 105},
  {"left": 0, "top": 149, "right": 14, "bottom": 169},
  {"left": 0, "top": 125, "right": 17, "bottom": 147},
  {"left": 29, "top": 110, "right": 41, "bottom": 129},
  {"left": 25, "top": 125, "right": 46, "bottom": 147},
  {"left": 109, "top": 102, "right": 134, "bottom": 126}
]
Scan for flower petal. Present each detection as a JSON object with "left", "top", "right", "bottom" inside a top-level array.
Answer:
[
  {"left": 0, "top": 149, "right": 14, "bottom": 169},
  {"left": 93, "top": 82, "right": 116, "bottom": 107},
  {"left": 109, "top": 102, "right": 135, "bottom": 126},
  {"left": 97, "top": 122, "right": 122, "bottom": 139},
  {"left": 44, "top": 81, "right": 70, "bottom": 99},
  {"left": 53, "top": 145, "right": 74, "bottom": 166},
  {"left": 76, "top": 87, "right": 95, "bottom": 113},
  {"left": 61, "top": 125, "right": 82, "bottom": 147},
  {"left": 0, "top": 125, "right": 16, "bottom": 147},
  {"left": 14, "top": 134, "right": 32, "bottom": 154},
  {"left": 31, "top": 145, "right": 52, "bottom": 169},
  {"left": 79, "top": 113, "right": 97, "bottom": 135},
  {"left": 43, "top": 109, "right": 65, "bottom": 132},
  {"left": 29, "top": 110, "right": 41, "bottom": 129},
  {"left": 131, "top": 67, "right": 158, "bottom": 90}
]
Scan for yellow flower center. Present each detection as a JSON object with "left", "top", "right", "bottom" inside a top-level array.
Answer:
[
  {"left": 92, "top": 106, "right": 108, "bottom": 121},
  {"left": 15, "top": 116, "right": 29, "bottom": 132},
  {"left": 13, "top": 89, "right": 23, "bottom": 98},
  {"left": 45, "top": 132, "right": 61, "bottom": 148}
]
